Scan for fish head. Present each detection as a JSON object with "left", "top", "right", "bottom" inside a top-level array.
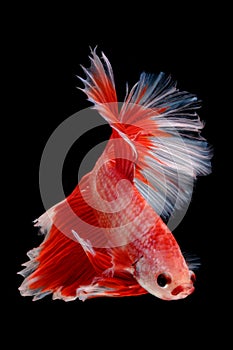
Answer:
[{"left": 134, "top": 255, "right": 196, "bottom": 301}]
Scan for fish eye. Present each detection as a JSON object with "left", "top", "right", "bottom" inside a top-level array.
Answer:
[
  {"left": 157, "top": 273, "right": 172, "bottom": 287},
  {"left": 190, "top": 271, "right": 196, "bottom": 283}
]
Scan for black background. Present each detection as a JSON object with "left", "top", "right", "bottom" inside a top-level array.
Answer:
[{"left": 8, "top": 3, "right": 228, "bottom": 346}]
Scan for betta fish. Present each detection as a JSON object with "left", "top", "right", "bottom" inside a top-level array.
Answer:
[{"left": 18, "top": 48, "right": 212, "bottom": 301}]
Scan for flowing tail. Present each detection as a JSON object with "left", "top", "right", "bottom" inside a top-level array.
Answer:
[
  {"left": 80, "top": 48, "right": 212, "bottom": 222},
  {"left": 18, "top": 48, "right": 212, "bottom": 301}
]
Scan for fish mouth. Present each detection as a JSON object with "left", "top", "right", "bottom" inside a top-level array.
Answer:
[{"left": 171, "top": 285, "right": 195, "bottom": 298}]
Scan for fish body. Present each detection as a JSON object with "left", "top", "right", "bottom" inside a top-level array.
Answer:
[{"left": 19, "top": 49, "right": 211, "bottom": 301}]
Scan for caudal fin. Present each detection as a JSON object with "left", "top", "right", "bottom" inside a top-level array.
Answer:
[{"left": 80, "top": 48, "right": 212, "bottom": 224}]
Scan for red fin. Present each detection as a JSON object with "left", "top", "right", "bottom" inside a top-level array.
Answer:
[
  {"left": 79, "top": 47, "right": 118, "bottom": 124},
  {"left": 19, "top": 225, "right": 147, "bottom": 301},
  {"left": 23, "top": 226, "right": 97, "bottom": 300},
  {"left": 77, "top": 271, "right": 147, "bottom": 300},
  {"left": 79, "top": 49, "right": 168, "bottom": 184},
  {"left": 19, "top": 171, "right": 146, "bottom": 301},
  {"left": 18, "top": 174, "right": 108, "bottom": 300},
  {"left": 72, "top": 246, "right": 147, "bottom": 300},
  {"left": 80, "top": 50, "right": 211, "bottom": 224}
]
